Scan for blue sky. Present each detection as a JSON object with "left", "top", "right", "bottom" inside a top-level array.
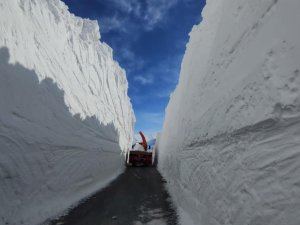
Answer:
[{"left": 62, "top": 0, "right": 206, "bottom": 136}]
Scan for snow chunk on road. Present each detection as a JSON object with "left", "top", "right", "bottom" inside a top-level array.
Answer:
[
  {"left": 158, "top": 0, "right": 300, "bottom": 224},
  {"left": 0, "top": 0, "right": 134, "bottom": 225}
]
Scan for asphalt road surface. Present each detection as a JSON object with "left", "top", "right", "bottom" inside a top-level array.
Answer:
[{"left": 50, "top": 167, "right": 178, "bottom": 225}]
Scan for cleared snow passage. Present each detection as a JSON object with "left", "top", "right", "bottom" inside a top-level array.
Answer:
[
  {"left": 159, "top": 117, "right": 300, "bottom": 225},
  {"left": 49, "top": 168, "right": 178, "bottom": 225}
]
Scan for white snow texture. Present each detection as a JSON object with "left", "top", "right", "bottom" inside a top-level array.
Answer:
[
  {"left": 0, "top": 0, "right": 134, "bottom": 224},
  {"left": 158, "top": 0, "right": 300, "bottom": 224}
]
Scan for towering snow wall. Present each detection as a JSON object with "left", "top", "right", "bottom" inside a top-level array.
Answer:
[
  {"left": 0, "top": 0, "right": 134, "bottom": 224},
  {"left": 158, "top": 0, "right": 300, "bottom": 224}
]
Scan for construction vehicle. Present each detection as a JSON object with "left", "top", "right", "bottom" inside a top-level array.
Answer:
[{"left": 126, "top": 131, "right": 154, "bottom": 167}]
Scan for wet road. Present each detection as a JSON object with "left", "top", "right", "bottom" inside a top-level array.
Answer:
[{"left": 50, "top": 167, "right": 178, "bottom": 225}]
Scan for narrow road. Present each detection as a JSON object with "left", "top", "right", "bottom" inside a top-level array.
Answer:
[{"left": 50, "top": 167, "right": 178, "bottom": 225}]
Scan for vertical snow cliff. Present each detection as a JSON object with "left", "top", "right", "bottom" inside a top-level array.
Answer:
[
  {"left": 0, "top": 0, "right": 134, "bottom": 224},
  {"left": 158, "top": 0, "right": 300, "bottom": 224}
]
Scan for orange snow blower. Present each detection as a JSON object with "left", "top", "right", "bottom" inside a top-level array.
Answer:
[{"left": 126, "top": 131, "right": 153, "bottom": 166}]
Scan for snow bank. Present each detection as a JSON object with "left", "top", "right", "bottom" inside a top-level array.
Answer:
[
  {"left": 0, "top": 0, "right": 134, "bottom": 224},
  {"left": 158, "top": 0, "right": 300, "bottom": 224}
]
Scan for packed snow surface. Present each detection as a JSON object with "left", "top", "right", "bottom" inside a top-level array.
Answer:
[
  {"left": 158, "top": 0, "right": 300, "bottom": 224},
  {"left": 0, "top": 0, "right": 134, "bottom": 224}
]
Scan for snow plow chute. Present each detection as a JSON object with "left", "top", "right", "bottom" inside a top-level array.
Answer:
[{"left": 139, "top": 131, "right": 147, "bottom": 151}]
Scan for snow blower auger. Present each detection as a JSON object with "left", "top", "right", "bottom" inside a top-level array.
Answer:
[{"left": 126, "top": 131, "right": 153, "bottom": 167}]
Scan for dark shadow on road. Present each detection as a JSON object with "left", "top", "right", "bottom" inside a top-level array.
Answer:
[{"left": 50, "top": 167, "right": 178, "bottom": 225}]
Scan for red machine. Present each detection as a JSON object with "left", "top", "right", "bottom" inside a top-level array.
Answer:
[{"left": 126, "top": 131, "right": 153, "bottom": 166}]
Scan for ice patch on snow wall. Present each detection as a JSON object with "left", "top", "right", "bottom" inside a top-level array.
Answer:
[
  {"left": 158, "top": 0, "right": 300, "bottom": 224},
  {"left": 0, "top": 0, "right": 134, "bottom": 224}
]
